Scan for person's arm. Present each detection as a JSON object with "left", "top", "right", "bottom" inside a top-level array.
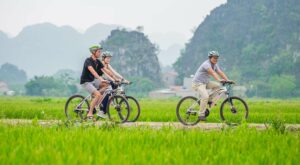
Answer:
[
  {"left": 100, "top": 62, "right": 117, "bottom": 80},
  {"left": 216, "top": 68, "right": 229, "bottom": 81},
  {"left": 101, "top": 68, "right": 116, "bottom": 81},
  {"left": 87, "top": 66, "right": 105, "bottom": 81},
  {"left": 108, "top": 64, "right": 130, "bottom": 83},
  {"left": 207, "top": 68, "right": 222, "bottom": 82},
  {"left": 108, "top": 65, "right": 123, "bottom": 79}
]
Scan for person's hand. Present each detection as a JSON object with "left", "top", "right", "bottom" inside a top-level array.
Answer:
[
  {"left": 124, "top": 79, "right": 131, "bottom": 84},
  {"left": 219, "top": 79, "right": 226, "bottom": 84},
  {"left": 220, "top": 79, "right": 235, "bottom": 84},
  {"left": 102, "top": 80, "right": 110, "bottom": 84},
  {"left": 227, "top": 80, "right": 235, "bottom": 84},
  {"left": 115, "top": 78, "right": 122, "bottom": 82}
]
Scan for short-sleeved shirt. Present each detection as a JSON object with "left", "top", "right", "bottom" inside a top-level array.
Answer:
[
  {"left": 80, "top": 57, "right": 104, "bottom": 84},
  {"left": 192, "top": 60, "right": 220, "bottom": 84}
]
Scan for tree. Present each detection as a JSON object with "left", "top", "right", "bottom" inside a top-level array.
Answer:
[
  {"left": 269, "top": 50, "right": 294, "bottom": 76},
  {"left": 0, "top": 63, "right": 27, "bottom": 84},
  {"left": 269, "top": 75, "right": 296, "bottom": 98},
  {"left": 25, "top": 76, "right": 77, "bottom": 96},
  {"left": 126, "top": 77, "right": 155, "bottom": 96},
  {"left": 101, "top": 29, "right": 162, "bottom": 87},
  {"left": 173, "top": 0, "right": 300, "bottom": 98}
]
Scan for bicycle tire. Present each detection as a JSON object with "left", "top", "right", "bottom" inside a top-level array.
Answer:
[
  {"left": 176, "top": 96, "right": 201, "bottom": 126},
  {"left": 125, "top": 96, "right": 141, "bottom": 122},
  {"left": 65, "top": 95, "right": 90, "bottom": 121},
  {"left": 220, "top": 96, "right": 249, "bottom": 124},
  {"left": 107, "top": 95, "right": 130, "bottom": 123}
]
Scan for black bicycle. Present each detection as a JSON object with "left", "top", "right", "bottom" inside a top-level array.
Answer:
[
  {"left": 176, "top": 81, "right": 249, "bottom": 125},
  {"left": 65, "top": 81, "right": 130, "bottom": 123}
]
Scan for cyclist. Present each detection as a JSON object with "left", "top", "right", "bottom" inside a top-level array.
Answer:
[
  {"left": 192, "top": 51, "right": 230, "bottom": 121},
  {"left": 101, "top": 51, "right": 130, "bottom": 83},
  {"left": 80, "top": 44, "right": 115, "bottom": 120},
  {"left": 99, "top": 51, "right": 130, "bottom": 114}
]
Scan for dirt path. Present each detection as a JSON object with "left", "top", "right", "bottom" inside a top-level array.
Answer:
[{"left": 1, "top": 119, "right": 300, "bottom": 130}]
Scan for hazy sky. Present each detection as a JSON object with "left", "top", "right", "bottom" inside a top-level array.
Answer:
[{"left": 0, "top": 0, "right": 226, "bottom": 41}]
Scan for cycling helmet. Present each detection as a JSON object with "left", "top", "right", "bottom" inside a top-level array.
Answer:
[
  {"left": 102, "top": 51, "right": 113, "bottom": 58},
  {"left": 208, "top": 51, "right": 220, "bottom": 58},
  {"left": 89, "top": 44, "right": 103, "bottom": 53}
]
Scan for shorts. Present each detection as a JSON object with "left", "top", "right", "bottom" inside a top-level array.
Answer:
[{"left": 81, "top": 79, "right": 101, "bottom": 94}]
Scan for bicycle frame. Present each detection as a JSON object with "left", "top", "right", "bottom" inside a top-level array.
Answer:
[
  {"left": 116, "top": 82, "right": 131, "bottom": 95},
  {"left": 75, "top": 85, "right": 118, "bottom": 113},
  {"left": 186, "top": 83, "right": 234, "bottom": 112}
]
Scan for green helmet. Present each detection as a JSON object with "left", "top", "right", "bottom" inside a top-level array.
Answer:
[
  {"left": 89, "top": 44, "right": 103, "bottom": 53},
  {"left": 208, "top": 51, "right": 220, "bottom": 58},
  {"left": 102, "top": 51, "right": 113, "bottom": 58}
]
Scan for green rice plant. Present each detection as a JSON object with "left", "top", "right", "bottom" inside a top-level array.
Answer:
[
  {"left": 0, "top": 123, "right": 299, "bottom": 164},
  {"left": 0, "top": 96, "right": 300, "bottom": 123}
]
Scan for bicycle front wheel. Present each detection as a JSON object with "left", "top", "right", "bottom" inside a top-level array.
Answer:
[
  {"left": 220, "top": 96, "right": 249, "bottom": 124},
  {"left": 176, "top": 96, "right": 201, "bottom": 126},
  {"left": 126, "top": 96, "right": 141, "bottom": 122},
  {"left": 65, "top": 95, "right": 90, "bottom": 121},
  {"left": 107, "top": 95, "right": 130, "bottom": 123}
]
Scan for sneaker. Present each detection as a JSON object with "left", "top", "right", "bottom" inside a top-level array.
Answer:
[
  {"left": 97, "top": 110, "right": 107, "bottom": 119},
  {"left": 198, "top": 115, "right": 206, "bottom": 121}
]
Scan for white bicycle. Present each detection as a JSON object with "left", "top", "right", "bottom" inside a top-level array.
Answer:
[
  {"left": 176, "top": 81, "right": 249, "bottom": 125},
  {"left": 65, "top": 81, "right": 130, "bottom": 123}
]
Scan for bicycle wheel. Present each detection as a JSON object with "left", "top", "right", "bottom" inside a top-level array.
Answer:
[
  {"left": 176, "top": 96, "right": 201, "bottom": 126},
  {"left": 126, "top": 96, "right": 141, "bottom": 122},
  {"left": 107, "top": 95, "right": 130, "bottom": 123},
  {"left": 220, "top": 96, "right": 249, "bottom": 124},
  {"left": 65, "top": 95, "right": 90, "bottom": 121}
]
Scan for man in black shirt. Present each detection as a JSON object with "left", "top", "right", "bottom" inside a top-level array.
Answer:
[{"left": 80, "top": 44, "right": 110, "bottom": 119}]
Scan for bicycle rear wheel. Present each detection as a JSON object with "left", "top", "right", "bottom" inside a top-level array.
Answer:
[
  {"left": 65, "top": 95, "right": 90, "bottom": 121},
  {"left": 107, "top": 95, "right": 130, "bottom": 123},
  {"left": 176, "top": 96, "right": 201, "bottom": 126},
  {"left": 126, "top": 96, "right": 141, "bottom": 122},
  {"left": 220, "top": 96, "right": 248, "bottom": 124}
]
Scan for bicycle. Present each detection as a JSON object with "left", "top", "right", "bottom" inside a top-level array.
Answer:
[
  {"left": 176, "top": 81, "right": 249, "bottom": 126},
  {"left": 114, "top": 81, "right": 141, "bottom": 122},
  {"left": 64, "top": 80, "right": 130, "bottom": 123}
]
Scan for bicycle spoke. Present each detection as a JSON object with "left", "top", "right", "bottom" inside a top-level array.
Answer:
[
  {"left": 176, "top": 96, "right": 201, "bottom": 125},
  {"left": 220, "top": 97, "right": 248, "bottom": 124},
  {"left": 108, "top": 95, "right": 130, "bottom": 123},
  {"left": 65, "top": 95, "right": 89, "bottom": 122}
]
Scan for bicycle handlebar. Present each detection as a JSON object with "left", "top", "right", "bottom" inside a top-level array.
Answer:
[
  {"left": 220, "top": 80, "right": 235, "bottom": 85},
  {"left": 106, "top": 80, "right": 132, "bottom": 86}
]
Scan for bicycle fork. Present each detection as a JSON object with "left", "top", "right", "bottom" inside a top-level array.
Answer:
[
  {"left": 227, "top": 97, "right": 237, "bottom": 114},
  {"left": 111, "top": 95, "right": 125, "bottom": 121}
]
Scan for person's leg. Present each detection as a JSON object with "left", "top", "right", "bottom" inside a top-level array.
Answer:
[
  {"left": 101, "top": 95, "right": 109, "bottom": 114},
  {"left": 82, "top": 81, "right": 103, "bottom": 117},
  {"left": 98, "top": 81, "right": 109, "bottom": 94},
  {"left": 87, "top": 91, "right": 101, "bottom": 117},
  {"left": 94, "top": 80, "right": 109, "bottom": 105},
  {"left": 192, "top": 83, "right": 209, "bottom": 116},
  {"left": 207, "top": 81, "right": 221, "bottom": 101},
  {"left": 93, "top": 80, "right": 109, "bottom": 117}
]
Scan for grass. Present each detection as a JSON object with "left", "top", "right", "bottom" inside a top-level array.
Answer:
[
  {"left": 1, "top": 96, "right": 300, "bottom": 164},
  {"left": 0, "top": 123, "right": 299, "bottom": 164},
  {"left": 0, "top": 96, "right": 300, "bottom": 123}
]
